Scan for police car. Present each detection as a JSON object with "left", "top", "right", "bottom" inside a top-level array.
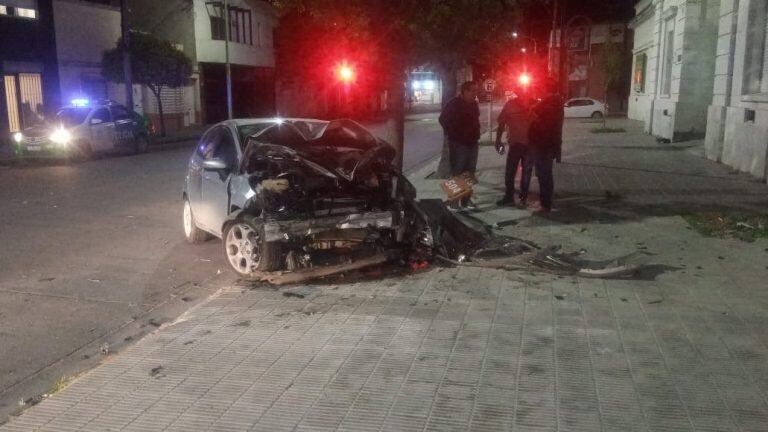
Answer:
[{"left": 12, "top": 99, "right": 151, "bottom": 160}]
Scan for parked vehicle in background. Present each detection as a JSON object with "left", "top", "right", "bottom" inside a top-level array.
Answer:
[
  {"left": 563, "top": 97, "right": 607, "bottom": 119},
  {"left": 12, "top": 99, "right": 150, "bottom": 160}
]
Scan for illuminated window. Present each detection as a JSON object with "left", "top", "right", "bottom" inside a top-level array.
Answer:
[
  {"left": 0, "top": 3, "right": 38, "bottom": 19},
  {"left": 634, "top": 52, "right": 647, "bottom": 93},
  {"left": 4, "top": 72, "right": 44, "bottom": 132},
  {"left": 16, "top": 7, "right": 36, "bottom": 18}
]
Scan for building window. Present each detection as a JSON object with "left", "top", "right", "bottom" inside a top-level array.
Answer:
[
  {"left": 660, "top": 19, "right": 675, "bottom": 95},
  {"left": 209, "top": 3, "right": 253, "bottom": 45},
  {"left": 4, "top": 72, "right": 44, "bottom": 132},
  {"left": 743, "top": 0, "right": 768, "bottom": 95},
  {"left": 0, "top": 1, "right": 38, "bottom": 19},
  {"left": 634, "top": 52, "right": 647, "bottom": 93},
  {"left": 210, "top": 14, "right": 226, "bottom": 40}
]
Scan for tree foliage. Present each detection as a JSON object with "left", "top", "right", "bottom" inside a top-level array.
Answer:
[
  {"left": 102, "top": 31, "right": 192, "bottom": 136},
  {"left": 273, "top": 0, "right": 519, "bottom": 86}
]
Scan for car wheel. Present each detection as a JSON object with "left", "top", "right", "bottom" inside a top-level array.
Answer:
[
  {"left": 183, "top": 199, "right": 209, "bottom": 244},
  {"left": 223, "top": 219, "right": 281, "bottom": 276},
  {"left": 68, "top": 140, "right": 93, "bottom": 162},
  {"left": 591, "top": 111, "right": 604, "bottom": 119},
  {"left": 134, "top": 135, "right": 150, "bottom": 154}
]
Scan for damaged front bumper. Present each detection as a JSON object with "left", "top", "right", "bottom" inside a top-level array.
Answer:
[{"left": 262, "top": 211, "right": 396, "bottom": 242}]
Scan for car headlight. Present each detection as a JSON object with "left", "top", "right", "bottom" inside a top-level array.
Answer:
[
  {"left": 12, "top": 132, "right": 23, "bottom": 143},
  {"left": 50, "top": 128, "right": 72, "bottom": 146}
]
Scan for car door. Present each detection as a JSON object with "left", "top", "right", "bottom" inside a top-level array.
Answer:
[
  {"left": 110, "top": 105, "right": 136, "bottom": 150},
  {"left": 186, "top": 128, "right": 219, "bottom": 218},
  {"left": 580, "top": 99, "right": 597, "bottom": 117},
  {"left": 88, "top": 107, "right": 115, "bottom": 152},
  {"left": 565, "top": 100, "right": 584, "bottom": 118},
  {"left": 198, "top": 126, "right": 239, "bottom": 236}
]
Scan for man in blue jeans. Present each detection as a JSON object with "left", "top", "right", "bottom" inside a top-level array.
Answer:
[
  {"left": 439, "top": 81, "right": 480, "bottom": 209},
  {"left": 528, "top": 78, "right": 564, "bottom": 213}
]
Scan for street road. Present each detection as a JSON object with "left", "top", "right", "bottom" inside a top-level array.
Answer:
[
  {"left": 369, "top": 103, "right": 503, "bottom": 173},
  {"left": 0, "top": 110, "right": 467, "bottom": 418}
]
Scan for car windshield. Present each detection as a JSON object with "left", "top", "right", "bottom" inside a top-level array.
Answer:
[
  {"left": 237, "top": 123, "right": 273, "bottom": 146},
  {"left": 56, "top": 107, "right": 90, "bottom": 127},
  {"left": 311, "top": 119, "right": 379, "bottom": 149},
  {"left": 245, "top": 119, "right": 379, "bottom": 151}
]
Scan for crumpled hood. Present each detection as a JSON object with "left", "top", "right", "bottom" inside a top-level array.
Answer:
[{"left": 244, "top": 140, "right": 397, "bottom": 183}]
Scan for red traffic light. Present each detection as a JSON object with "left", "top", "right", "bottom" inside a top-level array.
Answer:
[
  {"left": 335, "top": 63, "right": 356, "bottom": 83},
  {"left": 518, "top": 73, "right": 532, "bottom": 87}
]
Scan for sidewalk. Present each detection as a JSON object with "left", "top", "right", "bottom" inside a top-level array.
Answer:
[{"left": 3, "top": 119, "right": 768, "bottom": 431}]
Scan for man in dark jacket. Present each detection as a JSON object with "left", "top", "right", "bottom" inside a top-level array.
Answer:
[
  {"left": 439, "top": 81, "right": 480, "bottom": 208},
  {"left": 528, "top": 78, "right": 564, "bottom": 213},
  {"left": 495, "top": 90, "right": 534, "bottom": 207}
]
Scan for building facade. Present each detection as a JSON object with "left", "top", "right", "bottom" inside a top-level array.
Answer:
[
  {"left": 1, "top": 0, "right": 61, "bottom": 141},
  {"left": 130, "top": 0, "right": 277, "bottom": 129},
  {"left": 550, "top": 22, "right": 633, "bottom": 114},
  {"left": 705, "top": 0, "right": 768, "bottom": 181},
  {"left": 627, "top": 0, "right": 721, "bottom": 141},
  {"left": 53, "top": 0, "right": 126, "bottom": 107},
  {"left": 1, "top": 0, "right": 126, "bottom": 143}
]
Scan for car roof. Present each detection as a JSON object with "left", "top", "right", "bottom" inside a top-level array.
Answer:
[
  {"left": 567, "top": 97, "right": 601, "bottom": 102},
  {"left": 58, "top": 100, "right": 125, "bottom": 110},
  {"left": 224, "top": 118, "right": 329, "bottom": 127}
]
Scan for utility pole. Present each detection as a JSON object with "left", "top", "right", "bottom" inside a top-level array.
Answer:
[
  {"left": 558, "top": 0, "right": 568, "bottom": 97},
  {"left": 224, "top": 0, "right": 233, "bottom": 119},
  {"left": 121, "top": 0, "right": 133, "bottom": 110}
]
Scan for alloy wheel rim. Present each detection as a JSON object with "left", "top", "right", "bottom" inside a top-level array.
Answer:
[
  {"left": 225, "top": 223, "right": 261, "bottom": 275},
  {"left": 183, "top": 201, "right": 193, "bottom": 238}
]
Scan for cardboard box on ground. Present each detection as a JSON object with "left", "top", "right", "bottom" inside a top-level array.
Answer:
[{"left": 441, "top": 172, "right": 478, "bottom": 202}]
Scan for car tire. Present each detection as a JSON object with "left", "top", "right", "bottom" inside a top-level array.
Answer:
[
  {"left": 134, "top": 135, "right": 150, "bottom": 154},
  {"left": 68, "top": 140, "right": 93, "bottom": 162},
  {"left": 591, "top": 111, "right": 604, "bottom": 119},
  {"left": 223, "top": 218, "right": 281, "bottom": 277},
  {"left": 183, "top": 199, "right": 209, "bottom": 244}
]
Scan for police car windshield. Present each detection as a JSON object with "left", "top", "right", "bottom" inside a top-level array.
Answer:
[{"left": 56, "top": 107, "right": 90, "bottom": 127}]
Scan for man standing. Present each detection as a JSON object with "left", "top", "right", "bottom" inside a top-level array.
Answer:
[
  {"left": 439, "top": 81, "right": 480, "bottom": 208},
  {"left": 528, "top": 78, "right": 564, "bottom": 213},
  {"left": 495, "top": 90, "right": 533, "bottom": 207}
]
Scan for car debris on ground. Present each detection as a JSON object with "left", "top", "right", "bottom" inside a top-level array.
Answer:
[{"left": 188, "top": 119, "right": 655, "bottom": 285}]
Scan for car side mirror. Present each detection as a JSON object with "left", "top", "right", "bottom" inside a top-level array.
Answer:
[
  {"left": 90, "top": 118, "right": 104, "bottom": 125},
  {"left": 202, "top": 159, "right": 229, "bottom": 171}
]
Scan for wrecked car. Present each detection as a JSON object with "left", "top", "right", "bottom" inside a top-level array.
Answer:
[
  {"left": 183, "top": 118, "right": 655, "bottom": 284},
  {"left": 182, "top": 118, "right": 423, "bottom": 281}
]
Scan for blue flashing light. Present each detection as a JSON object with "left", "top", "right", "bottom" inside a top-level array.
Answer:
[{"left": 71, "top": 98, "right": 90, "bottom": 107}]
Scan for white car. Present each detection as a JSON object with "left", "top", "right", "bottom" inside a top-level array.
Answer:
[{"left": 564, "top": 98, "right": 607, "bottom": 119}]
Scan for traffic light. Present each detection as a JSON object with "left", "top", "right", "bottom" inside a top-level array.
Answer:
[
  {"left": 518, "top": 73, "right": 532, "bottom": 87},
  {"left": 336, "top": 63, "right": 356, "bottom": 83}
]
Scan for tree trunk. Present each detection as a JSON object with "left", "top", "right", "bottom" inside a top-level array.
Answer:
[
  {"left": 436, "top": 66, "right": 458, "bottom": 179},
  {"left": 603, "top": 85, "right": 608, "bottom": 129},
  {"left": 151, "top": 85, "right": 167, "bottom": 137}
]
